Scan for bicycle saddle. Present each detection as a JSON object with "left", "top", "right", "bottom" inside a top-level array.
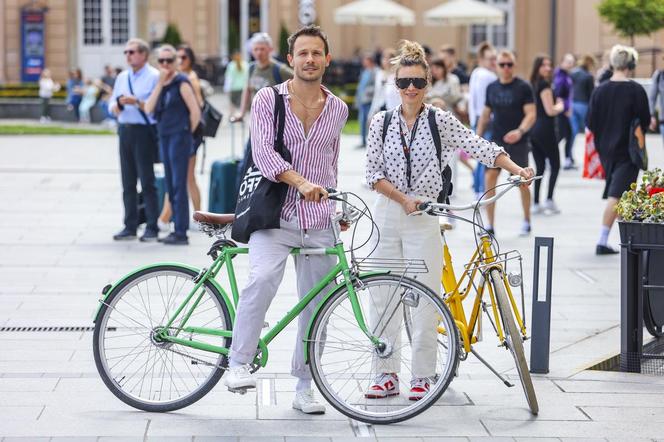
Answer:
[{"left": 193, "top": 211, "right": 235, "bottom": 226}]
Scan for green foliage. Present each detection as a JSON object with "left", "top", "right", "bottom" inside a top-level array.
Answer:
[
  {"left": 597, "top": 0, "right": 664, "bottom": 42},
  {"left": 616, "top": 168, "right": 664, "bottom": 223},
  {"left": 162, "top": 23, "right": 183, "bottom": 47},
  {"left": 0, "top": 125, "right": 114, "bottom": 135},
  {"left": 0, "top": 83, "right": 66, "bottom": 99},
  {"left": 228, "top": 20, "right": 240, "bottom": 53},
  {"left": 279, "top": 22, "right": 290, "bottom": 58}
]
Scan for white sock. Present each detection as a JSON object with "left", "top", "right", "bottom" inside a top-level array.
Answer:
[
  {"left": 598, "top": 225, "right": 611, "bottom": 246},
  {"left": 229, "top": 359, "right": 243, "bottom": 369},
  {"left": 296, "top": 378, "right": 311, "bottom": 392}
]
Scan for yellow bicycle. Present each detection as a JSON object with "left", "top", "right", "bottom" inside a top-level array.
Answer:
[{"left": 418, "top": 177, "right": 539, "bottom": 415}]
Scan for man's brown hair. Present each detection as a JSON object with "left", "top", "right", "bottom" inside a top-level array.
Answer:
[{"left": 287, "top": 25, "right": 330, "bottom": 56}]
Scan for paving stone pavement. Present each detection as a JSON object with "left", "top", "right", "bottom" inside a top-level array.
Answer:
[{"left": 1, "top": 106, "right": 664, "bottom": 440}]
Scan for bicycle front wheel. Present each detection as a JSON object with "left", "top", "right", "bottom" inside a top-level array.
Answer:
[
  {"left": 308, "top": 274, "right": 459, "bottom": 424},
  {"left": 93, "top": 265, "right": 232, "bottom": 412},
  {"left": 490, "top": 269, "right": 539, "bottom": 415}
]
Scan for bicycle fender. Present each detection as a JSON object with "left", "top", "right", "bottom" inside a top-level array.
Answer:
[
  {"left": 303, "top": 271, "right": 389, "bottom": 364},
  {"left": 92, "top": 262, "right": 236, "bottom": 323}
]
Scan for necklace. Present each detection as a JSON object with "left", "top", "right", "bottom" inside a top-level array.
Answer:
[{"left": 288, "top": 81, "right": 325, "bottom": 110}]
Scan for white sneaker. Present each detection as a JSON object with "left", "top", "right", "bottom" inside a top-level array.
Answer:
[
  {"left": 292, "top": 389, "right": 326, "bottom": 414},
  {"left": 532, "top": 203, "right": 544, "bottom": 215},
  {"left": 519, "top": 222, "right": 532, "bottom": 237},
  {"left": 543, "top": 199, "right": 560, "bottom": 214},
  {"left": 223, "top": 364, "right": 256, "bottom": 390},
  {"left": 157, "top": 219, "right": 170, "bottom": 232}
]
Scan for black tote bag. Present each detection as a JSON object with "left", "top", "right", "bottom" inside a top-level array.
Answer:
[
  {"left": 628, "top": 118, "right": 648, "bottom": 171},
  {"left": 231, "top": 87, "right": 291, "bottom": 243}
]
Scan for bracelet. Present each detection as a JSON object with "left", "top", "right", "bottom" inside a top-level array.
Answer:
[{"left": 387, "top": 187, "right": 398, "bottom": 201}]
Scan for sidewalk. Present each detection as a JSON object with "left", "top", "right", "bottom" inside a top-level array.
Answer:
[{"left": 1, "top": 113, "right": 663, "bottom": 440}]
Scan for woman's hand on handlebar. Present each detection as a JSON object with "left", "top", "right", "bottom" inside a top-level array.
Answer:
[
  {"left": 516, "top": 167, "right": 536, "bottom": 186},
  {"left": 402, "top": 196, "right": 422, "bottom": 215}
]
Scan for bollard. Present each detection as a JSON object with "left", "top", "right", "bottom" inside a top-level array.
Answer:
[{"left": 530, "top": 236, "right": 554, "bottom": 374}]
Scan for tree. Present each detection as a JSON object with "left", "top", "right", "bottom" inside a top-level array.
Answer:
[
  {"left": 597, "top": 0, "right": 664, "bottom": 46},
  {"left": 162, "top": 23, "right": 183, "bottom": 47}
]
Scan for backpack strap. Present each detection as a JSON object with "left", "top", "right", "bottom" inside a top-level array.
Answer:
[
  {"left": 272, "top": 62, "right": 283, "bottom": 84},
  {"left": 427, "top": 107, "right": 453, "bottom": 202},
  {"left": 381, "top": 110, "right": 394, "bottom": 145},
  {"left": 249, "top": 62, "right": 256, "bottom": 78}
]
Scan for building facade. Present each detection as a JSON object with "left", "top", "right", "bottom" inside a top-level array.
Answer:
[{"left": 0, "top": 0, "right": 662, "bottom": 83}]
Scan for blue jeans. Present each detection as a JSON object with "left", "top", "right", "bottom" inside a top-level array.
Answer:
[
  {"left": 160, "top": 130, "right": 192, "bottom": 238},
  {"left": 571, "top": 101, "right": 588, "bottom": 141},
  {"left": 358, "top": 102, "right": 372, "bottom": 146},
  {"left": 472, "top": 123, "right": 491, "bottom": 195}
]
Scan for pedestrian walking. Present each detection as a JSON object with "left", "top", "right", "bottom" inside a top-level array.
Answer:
[
  {"left": 222, "top": 25, "right": 348, "bottom": 415},
  {"left": 157, "top": 44, "right": 205, "bottom": 232},
  {"left": 440, "top": 44, "right": 469, "bottom": 88},
  {"left": 426, "top": 57, "right": 462, "bottom": 112},
  {"left": 586, "top": 45, "right": 650, "bottom": 255},
  {"left": 38, "top": 68, "right": 60, "bottom": 123},
  {"left": 477, "top": 50, "right": 536, "bottom": 236},
  {"left": 469, "top": 42, "right": 498, "bottom": 199},
  {"left": 553, "top": 53, "right": 576, "bottom": 170},
  {"left": 355, "top": 52, "right": 377, "bottom": 148},
  {"left": 570, "top": 55, "right": 595, "bottom": 143},
  {"left": 224, "top": 51, "right": 248, "bottom": 112},
  {"left": 368, "top": 47, "right": 399, "bottom": 118},
  {"left": 649, "top": 56, "right": 664, "bottom": 143},
  {"left": 363, "top": 40, "right": 533, "bottom": 401},
  {"left": 233, "top": 32, "right": 294, "bottom": 183},
  {"left": 529, "top": 54, "right": 565, "bottom": 215},
  {"left": 144, "top": 44, "right": 201, "bottom": 246},
  {"left": 66, "top": 68, "right": 84, "bottom": 121},
  {"left": 108, "top": 38, "right": 160, "bottom": 242}
]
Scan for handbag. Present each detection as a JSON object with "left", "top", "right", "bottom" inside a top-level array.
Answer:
[
  {"left": 231, "top": 87, "right": 291, "bottom": 243},
  {"left": 628, "top": 118, "right": 648, "bottom": 171},
  {"left": 200, "top": 100, "right": 223, "bottom": 138},
  {"left": 582, "top": 129, "right": 605, "bottom": 179}
]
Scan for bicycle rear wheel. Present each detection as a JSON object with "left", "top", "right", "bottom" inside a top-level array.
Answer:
[
  {"left": 490, "top": 269, "right": 538, "bottom": 415},
  {"left": 93, "top": 265, "right": 232, "bottom": 412},
  {"left": 308, "top": 274, "right": 459, "bottom": 424}
]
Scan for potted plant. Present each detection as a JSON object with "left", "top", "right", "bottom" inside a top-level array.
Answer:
[{"left": 616, "top": 167, "right": 664, "bottom": 245}]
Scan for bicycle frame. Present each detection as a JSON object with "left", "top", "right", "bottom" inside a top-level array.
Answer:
[{"left": 441, "top": 233, "right": 527, "bottom": 354}]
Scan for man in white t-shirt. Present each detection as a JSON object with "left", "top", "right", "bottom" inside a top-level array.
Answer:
[{"left": 468, "top": 42, "right": 497, "bottom": 199}]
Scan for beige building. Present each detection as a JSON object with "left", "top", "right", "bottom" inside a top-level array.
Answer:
[{"left": 0, "top": 0, "right": 662, "bottom": 83}]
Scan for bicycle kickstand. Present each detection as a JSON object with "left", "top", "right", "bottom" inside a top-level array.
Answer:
[{"left": 470, "top": 348, "right": 515, "bottom": 387}]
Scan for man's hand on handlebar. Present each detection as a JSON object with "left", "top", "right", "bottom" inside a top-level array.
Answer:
[{"left": 297, "top": 181, "right": 328, "bottom": 203}]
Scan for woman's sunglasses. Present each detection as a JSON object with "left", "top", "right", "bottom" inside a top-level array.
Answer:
[
  {"left": 395, "top": 77, "right": 428, "bottom": 90},
  {"left": 158, "top": 58, "right": 175, "bottom": 65}
]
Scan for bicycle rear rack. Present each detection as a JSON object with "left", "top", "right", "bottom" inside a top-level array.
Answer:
[{"left": 352, "top": 257, "right": 429, "bottom": 274}]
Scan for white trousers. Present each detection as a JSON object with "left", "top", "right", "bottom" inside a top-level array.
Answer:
[
  {"left": 229, "top": 217, "right": 335, "bottom": 379},
  {"left": 370, "top": 194, "right": 443, "bottom": 379}
]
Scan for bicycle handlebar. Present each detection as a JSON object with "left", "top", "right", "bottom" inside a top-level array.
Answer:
[{"left": 417, "top": 176, "right": 542, "bottom": 214}]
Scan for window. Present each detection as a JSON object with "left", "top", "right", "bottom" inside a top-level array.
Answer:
[
  {"left": 469, "top": 0, "right": 514, "bottom": 50},
  {"left": 110, "top": 0, "right": 130, "bottom": 45},
  {"left": 83, "top": 0, "right": 103, "bottom": 45}
]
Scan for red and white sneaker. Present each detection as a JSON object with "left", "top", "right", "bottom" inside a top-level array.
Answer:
[
  {"left": 365, "top": 373, "right": 399, "bottom": 399},
  {"left": 408, "top": 378, "right": 430, "bottom": 401}
]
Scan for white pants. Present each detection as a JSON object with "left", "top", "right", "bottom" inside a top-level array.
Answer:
[
  {"left": 369, "top": 194, "right": 443, "bottom": 378},
  {"left": 229, "top": 217, "right": 336, "bottom": 379}
]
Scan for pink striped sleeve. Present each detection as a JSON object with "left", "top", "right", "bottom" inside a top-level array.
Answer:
[{"left": 250, "top": 88, "right": 293, "bottom": 182}]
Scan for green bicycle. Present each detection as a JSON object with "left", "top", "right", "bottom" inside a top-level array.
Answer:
[{"left": 93, "top": 190, "right": 460, "bottom": 424}]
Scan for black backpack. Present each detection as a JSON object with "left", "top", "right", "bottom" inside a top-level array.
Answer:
[{"left": 381, "top": 108, "right": 453, "bottom": 203}]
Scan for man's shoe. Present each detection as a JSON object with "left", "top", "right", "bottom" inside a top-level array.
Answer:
[
  {"left": 292, "top": 389, "right": 326, "bottom": 414},
  {"left": 160, "top": 233, "right": 189, "bottom": 245},
  {"left": 408, "top": 378, "right": 430, "bottom": 401},
  {"left": 365, "top": 372, "right": 399, "bottom": 399},
  {"left": 224, "top": 364, "right": 256, "bottom": 390},
  {"left": 596, "top": 244, "right": 619, "bottom": 255},
  {"left": 140, "top": 228, "right": 159, "bottom": 242},
  {"left": 113, "top": 229, "right": 136, "bottom": 241}
]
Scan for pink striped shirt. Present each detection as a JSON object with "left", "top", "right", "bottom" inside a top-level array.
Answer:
[{"left": 251, "top": 81, "right": 348, "bottom": 230}]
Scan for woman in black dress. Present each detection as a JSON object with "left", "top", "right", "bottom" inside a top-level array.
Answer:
[
  {"left": 529, "top": 55, "right": 565, "bottom": 215},
  {"left": 586, "top": 45, "right": 650, "bottom": 255}
]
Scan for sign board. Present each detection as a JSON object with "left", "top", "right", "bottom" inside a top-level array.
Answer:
[{"left": 21, "top": 8, "right": 46, "bottom": 82}]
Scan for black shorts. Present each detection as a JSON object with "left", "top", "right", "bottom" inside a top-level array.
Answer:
[
  {"left": 490, "top": 140, "right": 530, "bottom": 169},
  {"left": 603, "top": 160, "right": 639, "bottom": 199}
]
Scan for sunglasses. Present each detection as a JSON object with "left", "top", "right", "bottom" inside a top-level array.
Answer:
[
  {"left": 158, "top": 58, "right": 176, "bottom": 65},
  {"left": 395, "top": 77, "right": 428, "bottom": 90},
  {"left": 498, "top": 62, "right": 514, "bottom": 68},
  {"left": 123, "top": 49, "right": 136, "bottom": 55},
  {"left": 178, "top": 54, "right": 188, "bottom": 60}
]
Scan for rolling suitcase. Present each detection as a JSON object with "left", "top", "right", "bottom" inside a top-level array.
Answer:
[{"left": 207, "top": 120, "right": 242, "bottom": 214}]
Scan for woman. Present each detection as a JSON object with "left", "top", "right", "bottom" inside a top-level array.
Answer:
[
  {"left": 38, "top": 69, "right": 60, "bottom": 122},
  {"left": 586, "top": 45, "right": 650, "bottom": 255},
  {"left": 368, "top": 48, "right": 399, "bottom": 119},
  {"left": 224, "top": 51, "right": 248, "bottom": 111},
  {"left": 145, "top": 44, "right": 201, "bottom": 245},
  {"left": 66, "top": 68, "right": 84, "bottom": 121},
  {"left": 157, "top": 44, "right": 204, "bottom": 231},
  {"left": 529, "top": 55, "right": 565, "bottom": 214},
  {"left": 426, "top": 57, "right": 462, "bottom": 113},
  {"left": 364, "top": 40, "right": 533, "bottom": 400}
]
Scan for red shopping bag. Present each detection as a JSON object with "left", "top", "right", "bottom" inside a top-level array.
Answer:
[{"left": 583, "top": 129, "right": 605, "bottom": 179}]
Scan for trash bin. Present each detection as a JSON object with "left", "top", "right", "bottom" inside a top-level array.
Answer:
[{"left": 619, "top": 221, "right": 664, "bottom": 373}]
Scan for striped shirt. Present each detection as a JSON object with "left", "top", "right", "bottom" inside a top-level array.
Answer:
[{"left": 251, "top": 81, "right": 349, "bottom": 230}]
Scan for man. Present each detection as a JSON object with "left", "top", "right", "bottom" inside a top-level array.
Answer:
[
  {"left": 355, "top": 53, "right": 377, "bottom": 148},
  {"left": 468, "top": 41, "right": 497, "bottom": 199},
  {"left": 224, "top": 25, "right": 348, "bottom": 415},
  {"left": 477, "top": 50, "right": 536, "bottom": 236},
  {"left": 554, "top": 53, "right": 576, "bottom": 169},
  {"left": 440, "top": 45, "right": 469, "bottom": 88},
  {"left": 234, "top": 33, "right": 294, "bottom": 182},
  {"left": 570, "top": 54, "right": 595, "bottom": 145},
  {"left": 109, "top": 38, "right": 160, "bottom": 242},
  {"left": 649, "top": 58, "right": 664, "bottom": 144}
]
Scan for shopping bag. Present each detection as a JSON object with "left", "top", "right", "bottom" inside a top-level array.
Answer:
[{"left": 582, "top": 129, "right": 605, "bottom": 179}]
